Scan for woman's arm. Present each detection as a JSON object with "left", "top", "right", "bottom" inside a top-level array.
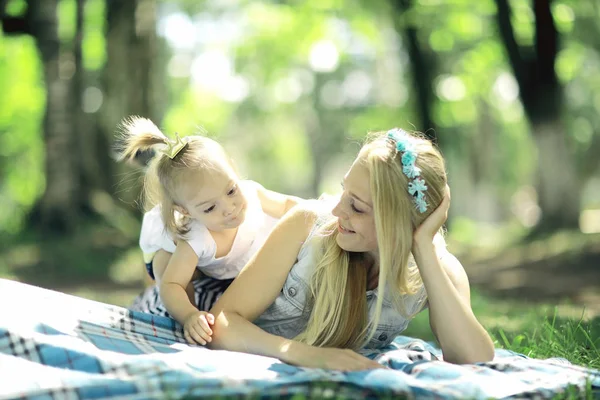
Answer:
[
  {"left": 209, "top": 206, "right": 383, "bottom": 370},
  {"left": 413, "top": 245, "right": 494, "bottom": 364},
  {"left": 209, "top": 205, "right": 314, "bottom": 359},
  {"left": 254, "top": 181, "right": 304, "bottom": 219},
  {"left": 412, "top": 187, "right": 495, "bottom": 364}
]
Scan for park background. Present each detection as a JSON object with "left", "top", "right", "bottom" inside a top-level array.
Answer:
[{"left": 0, "top": 0, "right": 599, "bottom": 368}]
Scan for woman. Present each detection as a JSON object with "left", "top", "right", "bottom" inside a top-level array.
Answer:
[{"left": 207, "top": 129, "right": 495, "bottom": 371}]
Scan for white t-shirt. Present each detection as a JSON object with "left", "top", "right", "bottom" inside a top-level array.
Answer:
[{"left": 139, "top": 180, "right": 279, "bottom": 279}]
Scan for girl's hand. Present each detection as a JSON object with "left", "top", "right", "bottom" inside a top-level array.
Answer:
[
  {"left": 291, "top": 345, "right": 385, "bottom": 371},
  {"left": 183, "top": 311, "right": 214, "bottom": 345},
  {"left": 413, "top": 184, "right": 451, "bottom": 246}
]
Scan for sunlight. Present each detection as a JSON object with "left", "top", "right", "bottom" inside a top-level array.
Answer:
[
  {"left": 342, "top": 70, "right": 372, "bottom": 106},
  {"left": 493, "top": 72, "right": 520, "bottom": 104},
  {"left": 189, "top": 51, "right": 249, "bottom": 102},
  {"left": 218, "top": 75, "right": 250, "bottom": 103},
  {"left": 82, "top": 87, "right": 103, "bottom": 113},
  {"left": 436, "top": 75, "right": 466, "bottom": 102},
  {"left": 292, "top": 68, "right": 316, "bottom": 95},
  {"left": 320, "top": 80, "right": 344, "bottom": 109},
  {"left": 168, "top": 54, "right": 193, "bottom": 78},
  {"left": 510, "top": 186, "right": 541, "bottom": 228},
  {"left": 273, "top": 76, "right": 303, "bottom": 103},
  {"left": 580, "top": 209, "right": 600, "bottom": 234},
  {"left": 159, "top": 12, "right": 196, "bottom": 50},
  {"left": 309, "top": 40, "right": 339, "bottom": 73},
  {"left": 191, "top": 51, "right": 233, "bottom": 90}
]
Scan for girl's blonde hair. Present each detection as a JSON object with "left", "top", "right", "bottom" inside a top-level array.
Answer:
[
  {"left": 116, "top": 116, "right": 231, "bottom": 237},
  {"left": 296, "top": 130, "right": 447, "bottom": 349}
]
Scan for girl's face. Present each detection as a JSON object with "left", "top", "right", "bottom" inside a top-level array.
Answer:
[
  {"left": 332, "top": 158, "right": 378, "bottom": 254},
  {"left": 178, "top": 161, "right": 248, "bottom": 232}
]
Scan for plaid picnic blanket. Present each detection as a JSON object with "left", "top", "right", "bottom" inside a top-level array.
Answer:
[{"left": 1, "top": 278, "right": 598, "bottom": 399}]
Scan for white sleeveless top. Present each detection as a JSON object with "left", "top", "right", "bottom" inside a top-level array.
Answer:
[{"left": 139, "top": 180, "right": 279, "bottom": 279}]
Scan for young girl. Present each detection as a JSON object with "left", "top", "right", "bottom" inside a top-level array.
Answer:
[{"left": 117, "top": 116, "right": 302, "bottom": 346}]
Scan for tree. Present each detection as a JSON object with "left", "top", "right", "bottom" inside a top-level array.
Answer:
[
  {"left": 494, "top": 0, "right": 580, "bottom": 231},
  {"left": 0, "top": 0, "right": 162, "bottom": 233},
  {"left": 1, "top": 0, "right": 83, "bottom": 232},
  {"left": 100, "top": 0, "right": 163, "bottom": 135},
  {"left": 390, "top": 0, "right": 438, "bottom": 143}
]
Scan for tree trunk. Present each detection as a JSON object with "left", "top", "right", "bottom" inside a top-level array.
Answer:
[
  {"left": 495, "top": 0, "right": 580, "bottom": 231},
  {"left": 29, "top": 0, "right": 80, "bottom": 233},
  {"left": 306, "top": 73, "right": 328, "bottom": 197},
  {"left": 100, "top": 0, "right": 162, "bottom": 184},
  {"left": 72, "top": 0, "right": 102, "bottom": 213},
  {"left": 101, "top": 0, "right": 161, "bottom": 132},
  {"left": 390, "top": 0, "right": 437, "bottom": 144},
  {"left": 3, "top": 0, "right": 154, "bottom": 231},
  {"left": 532, "top": 122, "right": 580, "bottom": 229}
]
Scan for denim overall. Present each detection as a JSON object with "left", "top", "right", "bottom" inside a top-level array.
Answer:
[{"left": 254, "top": 211, "right": 428, "bottom": 349}]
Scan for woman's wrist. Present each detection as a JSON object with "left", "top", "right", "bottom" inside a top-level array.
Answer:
[
  {"left": 411, "top": 236, "right": 436, "bottom": 257},
  {"left": 278, "top": 339, "right": 312, "bottom": 366}
]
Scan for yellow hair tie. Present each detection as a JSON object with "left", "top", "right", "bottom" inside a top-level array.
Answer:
[{"left": 162, "top": 133, "right": 187, "bottom": 159}]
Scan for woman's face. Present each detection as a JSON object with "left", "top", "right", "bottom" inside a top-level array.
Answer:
[{"left": 332, "top": 158, "right": 378, "bottom": 254}]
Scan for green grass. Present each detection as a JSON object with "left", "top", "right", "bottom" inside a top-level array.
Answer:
[{"left": 404, "top": 290, "right": 600, "bottom": 369}]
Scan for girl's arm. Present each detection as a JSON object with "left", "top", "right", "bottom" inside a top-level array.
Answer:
[
  {"left": 412, "top": 187, "right": 495, "bottom": 364},
  {"left": 254, "top": 181, "right": 304, "bottom": 219},
  {"left": 209, "top": 206, "right": 382, "bottom": 371},
  {"left": 159, "top": 241, "right": 201, "bottom": 324}
]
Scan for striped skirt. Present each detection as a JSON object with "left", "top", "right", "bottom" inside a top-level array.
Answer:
[{"left": 130, "top": 276, "right": 234, "bottom": 318}]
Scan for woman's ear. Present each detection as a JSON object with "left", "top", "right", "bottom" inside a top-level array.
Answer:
[{"left": 174, "top": 204, "right": 190, "bottom": 217}]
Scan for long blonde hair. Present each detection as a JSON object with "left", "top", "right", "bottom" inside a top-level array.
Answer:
[
  {"left": 116, "top": 116, "right": 231, "bottom": 237},
  {"left": 296, "top": 130, "right": 447, "bottom": 349}
]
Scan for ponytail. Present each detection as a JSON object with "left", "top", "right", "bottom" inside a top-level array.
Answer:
[{"left": 116, "top": 116, "right": 168, "bottom": 162}]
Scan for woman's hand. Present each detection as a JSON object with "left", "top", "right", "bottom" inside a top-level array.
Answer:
[
  {"left": 291, "top": 346, "right": 385, "bottom": 371},
  {"left": 413, "top": 184, "right": 450, "bottom": 246}
]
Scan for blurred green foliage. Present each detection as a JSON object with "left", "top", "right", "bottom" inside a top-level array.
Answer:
[
  {"left": 0, "top": 35, "right": 44, "bottom": 234},
  {"left": 0, "top": 0, "right": 599, "bottom": 238}
]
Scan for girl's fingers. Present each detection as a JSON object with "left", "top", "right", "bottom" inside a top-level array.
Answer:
[
  {"left": 206, "top": 313, "right": 215, "bottom": 325},
  {"left": 187, "top": 326, "right": 207, "bottom": 345},
  {"left": 183, "top": 330, "right": 195, "bottom": 345},
  {"left": 198, "top": 314, "right": 214, "bottom": 335},
  {"left": 191, "top": 322, "right": 211, "bottom": 343}
]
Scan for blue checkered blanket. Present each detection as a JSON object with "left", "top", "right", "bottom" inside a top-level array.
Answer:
[{"left": 1, "top": 278, "right": 598, "bottom": 399}]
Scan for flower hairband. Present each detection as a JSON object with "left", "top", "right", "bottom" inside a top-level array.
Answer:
[{"left": 386, "top": 129, "right": 429, "bottom": 213}]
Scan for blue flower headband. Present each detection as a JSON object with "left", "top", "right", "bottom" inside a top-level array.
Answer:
[{"left": 386, "top": 129, "right": 428, "bottom": 213}]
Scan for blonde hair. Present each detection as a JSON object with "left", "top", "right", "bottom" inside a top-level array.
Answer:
[
  {"left": 296, "top": 130, "right": 447, "bottom": 349},
  {"left": 116, "top": 116, "right": 232, "bottom": 237}
]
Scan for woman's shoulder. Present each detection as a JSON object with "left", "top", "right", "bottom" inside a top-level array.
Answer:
[
  {"left": 291, "top": 198, "right": 335, "bottom": 226},
  {"left": 266, "top": 198, "right": 331, "bottom": 244},
  {"left": 279, "top": 200, "right": 320, "bottom": 230}
]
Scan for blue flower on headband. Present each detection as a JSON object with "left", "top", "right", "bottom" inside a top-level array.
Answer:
[
  {"left": 408, "top": 178, "right": 428, "bottom": 196},
  {"left": 402, "top": 151, "right": 417, "bottom": 166},
  {"left": 403, "top": 164, "right": 421, "bottom": 179},
  {"left": 387, "top": 129, "right": 408, "bottom": 152},
  {"left": 415, "top": 193, "right": 428, "bottom": 213},
  {"left": 387, "top": 127, "right": 429, "bottom": 213}
]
